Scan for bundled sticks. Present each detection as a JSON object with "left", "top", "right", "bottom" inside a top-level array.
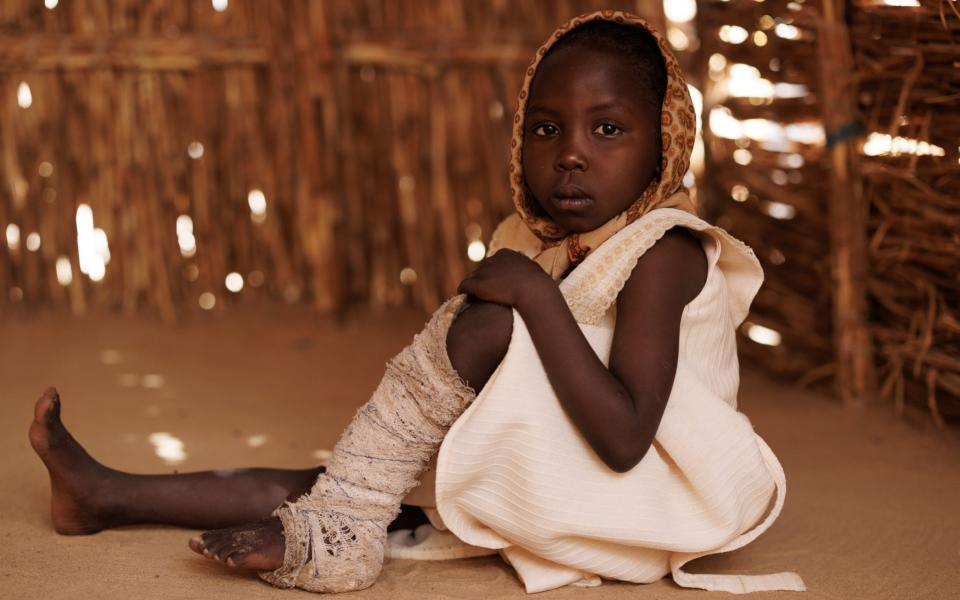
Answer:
[
  {"left": 0, "top": 0, "right": 656, "bottom": 320},
  {"left": 3, "top": 0, "right": 954, "bottom": 424},
  {"left": 849, "top": 0, "right": 960, "bottom": 422},
  {"left": 697, "top": 0, "right": 958, "bottom": 423}
]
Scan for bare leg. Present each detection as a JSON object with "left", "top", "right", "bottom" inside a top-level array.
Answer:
[
  {"left": 28, "top": 387, "right": 324, "bottom": 534},
  {"left": 190, "top": 299, "right": 514, "bottom": 572}
]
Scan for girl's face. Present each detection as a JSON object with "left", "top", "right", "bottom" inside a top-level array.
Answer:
[{"left": 521, "top": 43, "right": 661, "bottom": 234}]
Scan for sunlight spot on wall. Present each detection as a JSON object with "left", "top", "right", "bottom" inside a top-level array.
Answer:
[
  {"left": 187, "top": 141, "right": 204, "bottom": 159},
  {"left": 687, "top": 84, "right": 704, "bottom": 174},
  {"left": 774, "top": 23, "right": 801, "bottom": 39},
  {"left": 862, "top": 132, "right": 945, "bottom": 157},
  {"left": 667, "top": 27, "right": 690, "bottom": 51},
  {"left": 283, "top": 286, "right": 301, "bottom": 302},
  {"left": 769, "top": 248, "right": 786, "bottom": 265},
  {"left": 709, "top": 106, "right": 825, "bottom": 147},
  {"left": 745, "top": 323, "right": 782, "bottom": 346},
  {"left": 779, "top": 153, "right": 805, "bottom": 169},
  {"left": 399, "top": 267, "right": 417, "bottom": 286},
  {"left": 5, "top": 224, "right": 20, "bottom": 250},
  {"left": 709, "top": 53, "right": 727, "bottom": 73},
  {"left": 184, "top": 263, "right": 199, "bottom": 282},
  {"left": 176, "top": 215, "right": 196, "bottom": 258},
  {"left": 731, "top": 184, "right": 749, "bottom": 202},
  {"left": 225, "top": 272, "right": 244, "bottom": 293},
  {"left": 467, "top": 240, "right": 486, "bottom": 262},
  {"left": 398, "top": 175, "right": 415, "bottom": 193},
  {"left": 248, "top": 189, "right": 267, "bottom": 224},
  {"left": 719, "top": 25, "right": 749, "bottom": 45},
  {"left": 664, "top": 0, "right": 697, "bottom": 22},
  {"left": 764, "top": 201, "right": 797, "bottom": 220},
  {"left": 76, "top": 205, "right": 110, "bottom": 282},
  {"left": 199, "top": 292, "right": 216, "bottom": 310},
  {"left": 56, "top": 257, "right": 72, "bottom": 286},
  {"left": 17, "top": 81, "right": 32, "bottom": 109}
]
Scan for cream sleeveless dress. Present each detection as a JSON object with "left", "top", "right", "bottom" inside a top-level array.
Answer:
[{"left": 392, "top": 208, "right": 805, "bottom": 594}]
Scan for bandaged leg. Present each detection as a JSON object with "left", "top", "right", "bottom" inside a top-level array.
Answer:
[{"left": 259, "top": 295, "right": 475, "bottom": 592}]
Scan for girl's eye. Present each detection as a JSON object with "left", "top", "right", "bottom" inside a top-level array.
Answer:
[
  {"left": 532, "top": 123, "right": 559, "bottom": 137},
  {"left": 594, "top": 123, "right": 623, "bottom": 136}
]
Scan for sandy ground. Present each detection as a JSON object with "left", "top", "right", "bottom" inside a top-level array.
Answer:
[{"left": 1, "top": 303, "right": 958, "bottom": 600}]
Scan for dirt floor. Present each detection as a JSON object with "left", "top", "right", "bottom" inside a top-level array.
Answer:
[{"left": 1, "top": 303, "right": 958, "bottom": 600}]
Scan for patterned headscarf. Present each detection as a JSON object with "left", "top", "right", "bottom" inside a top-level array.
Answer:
[{"left": 492, "top": 10, "right": 698, "bottom": 280}]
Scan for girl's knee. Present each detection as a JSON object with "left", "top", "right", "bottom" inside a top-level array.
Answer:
[{"left": 446, "top": 300, "right": 513, "bottom": 390}]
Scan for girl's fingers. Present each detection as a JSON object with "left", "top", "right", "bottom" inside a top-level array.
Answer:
[
  {"left": 457, "top": 276, "right": 477, "bottom": 295},
  {"left": 459, "top": 276, "right": 492, "bottom": 300}
]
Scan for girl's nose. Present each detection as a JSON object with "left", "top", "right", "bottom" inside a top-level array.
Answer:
[{"left": 555, "top": 138, "right": 588, "bottom": 172}]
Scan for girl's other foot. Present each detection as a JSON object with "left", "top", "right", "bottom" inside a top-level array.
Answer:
[
  {"left": 188, "top": 517, "right": 285, "bottom": 570},
  {"left": 28, "top": 387, "right": 115, "bottom": 535}
]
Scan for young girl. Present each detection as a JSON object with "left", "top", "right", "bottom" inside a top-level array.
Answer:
[{"left": 29, "top": 11, "right": 804, "bottom": 595}]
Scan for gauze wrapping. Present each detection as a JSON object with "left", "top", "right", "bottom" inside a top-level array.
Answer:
[{"left": 259, "top": 295, "right": 475, "bottom": 592}]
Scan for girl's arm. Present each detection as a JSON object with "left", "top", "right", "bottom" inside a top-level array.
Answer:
[{"left": 458, "top": 227, "right": 707, "bottom": 472}]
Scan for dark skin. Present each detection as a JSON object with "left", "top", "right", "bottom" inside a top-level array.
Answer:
[
  {"left": 27, "top": 39, "right": 706, "bottom": 573},
  {"left": 457, "top": 41, "right": 707, "bottom": 471}
]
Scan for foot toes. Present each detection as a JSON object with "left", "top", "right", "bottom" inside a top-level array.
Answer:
[
  {"left": 222, "top": 547, "right": 247, "bottom": 566},
  {"left": 188, "top": 535, "right": 205, "bottom": 555},
  {"left": 34, "top": 387, "right": 60, "bottom": 424},
  {"left": 213, "top": 541, "right": 237, "bottom": 562},
  {"left": 192, "top": 520, "right": 285, "bottom": 571},
  {"left": 197, "top": 532, "right": 221, "bottom": 556},
  {"left": 199, "top": 532, "right": 234, "bottom": 562}
]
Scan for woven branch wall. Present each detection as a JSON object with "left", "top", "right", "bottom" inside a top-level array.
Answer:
[
  {"left": 2, "top": 0, "right": 957, "bottom": 423},
  {"left": 849, "top": 0, "right": 960, "bottom": 422},
  {"left": 696, "top": 0, "right": 834, "bottom": 380},
  {"left": 694, "top": 0, "right": 958, "bottom": 422},
  {"left": 0, "top": 0, "right": 660, "bottom": 321}
]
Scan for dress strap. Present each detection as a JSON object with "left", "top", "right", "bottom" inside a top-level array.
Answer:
[
  {"left": 668, "top": 436, "right": 806, "bottom": 593},
  {"left": 559, "top": 208, "right": 763, "bottom": 325}
]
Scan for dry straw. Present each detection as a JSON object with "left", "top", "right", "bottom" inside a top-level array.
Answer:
[
  {"left": 697, "top": 0, "right": 958, "bottom": 422},
  {"left": 0, "top": 0, "right": 654, "bottom": 320},
  {"left": 1, "top": 1, "right": 956, "bottom": 423}
]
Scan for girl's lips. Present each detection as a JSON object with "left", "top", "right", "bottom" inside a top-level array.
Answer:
[
  {"left": 551, "top": 196, "right": 594, "bottom": 211},
  {"left": 551, "top": 184, "right": 593, "bottom": 210}
]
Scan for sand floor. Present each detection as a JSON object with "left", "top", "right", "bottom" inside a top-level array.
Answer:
[{"left": 1, "top": 303, "right": 958, "bottom": 600}]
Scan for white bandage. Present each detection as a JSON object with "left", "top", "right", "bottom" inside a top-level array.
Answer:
[{"left": 260, "top": 295, "right": 475, "bottom": 592}]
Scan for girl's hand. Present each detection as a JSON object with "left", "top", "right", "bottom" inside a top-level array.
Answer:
[{"left": 457, "top": 249, "right": 555, "bottom": 311}]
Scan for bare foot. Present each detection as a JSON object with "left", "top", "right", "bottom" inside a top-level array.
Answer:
[
  {"left": 28, "top": 387, "right": 115, "bottom": 535},
  {"left": 189, "top": 517, "right": 285, "bottom": 570}
]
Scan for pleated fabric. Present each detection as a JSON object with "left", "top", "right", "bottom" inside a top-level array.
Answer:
[{"left": 432, "top": 208, "right": 805, "bottom": 594}]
